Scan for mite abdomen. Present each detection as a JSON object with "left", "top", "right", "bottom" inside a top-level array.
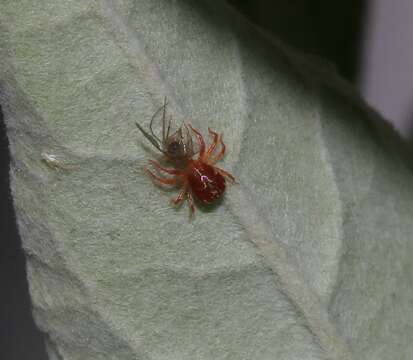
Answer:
[{"left": 187, "top": 160, "right": 225, "bottom": 204}]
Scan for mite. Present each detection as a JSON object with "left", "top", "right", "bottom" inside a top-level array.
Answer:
[{"left": 135, "top": 98, "right": 235, "bottom": 216}]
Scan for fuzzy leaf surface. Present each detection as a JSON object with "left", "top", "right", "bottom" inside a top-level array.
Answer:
[{"left": 1, "top": 1, "right": 413, "bottom": 359}]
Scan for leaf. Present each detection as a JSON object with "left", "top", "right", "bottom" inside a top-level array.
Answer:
[{"left": 1, "top": 1, "right": 413, "bottom": 359}]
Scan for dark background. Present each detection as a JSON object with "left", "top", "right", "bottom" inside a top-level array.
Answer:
[
  {"left": 0, "top": 1, "right": 365, "bottom": 359},
  {"left": 227, "top": 0, "right": 365, "bottom": 82},
  {"left": 0, "top": 107, "right": 48, "bottom": 359}
]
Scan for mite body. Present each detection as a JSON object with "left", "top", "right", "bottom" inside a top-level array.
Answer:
[
  {"left": 136, "top": 98, "right": 235, "bottom": 215},
  {"left": 185, "top": 160, "right": 226, "bottom": 204}
]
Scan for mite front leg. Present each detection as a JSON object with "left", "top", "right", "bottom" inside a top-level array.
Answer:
[
  {"left": 144, "top": 167, "right": 178, "bottom": 185},
  {"left": 210, "top": 134, "right": 226, "bottom": 164},
  {"left": 148, "top": 159, "right": 182, "bottom": 175},
  {"left": 205, "top": 128, "right": 219, "bottom": 160},
  {"left": 188, "top": 124, "right": 206, "bottom": 157}
]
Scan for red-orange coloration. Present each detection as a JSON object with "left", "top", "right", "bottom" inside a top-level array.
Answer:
[
  {"left": 135, "top": 98, "right": 235, "bottom": 216},
  {"left": 186, "top": 160, "right": 226, "bottom": 204}
]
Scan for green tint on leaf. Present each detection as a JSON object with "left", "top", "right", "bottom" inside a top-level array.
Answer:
[{"left": 1, "top": 1, "right": 413, "bottom": 359}]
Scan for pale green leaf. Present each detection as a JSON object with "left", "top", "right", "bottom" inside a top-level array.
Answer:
[{"left": 1, "top": 1, "right": 413, "bottom": 360}]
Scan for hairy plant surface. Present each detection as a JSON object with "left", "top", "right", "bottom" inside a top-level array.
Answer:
[{"left": 1, "top": 1, "right": 413, "bottom": 359}]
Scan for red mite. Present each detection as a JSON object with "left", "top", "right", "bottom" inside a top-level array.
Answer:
[{"left": 136, "top": 98, "right": 235, "bottom": 216}]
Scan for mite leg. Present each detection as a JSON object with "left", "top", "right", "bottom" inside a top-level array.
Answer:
[
  {"left": 187, "top": 191, "right": 195, "bottom": 217},
  {"left": 205, "top": 128, "right": 219, "bottom": 159},
  {"left": 144, "top": 167, "right": 178, "bottom": 185},
  {"left": 166, "top": 115, "right": 172, "bottom": 140},
  {"left": 161, "top": 97, "right": 168, "bottom": 142},
  {"left": 148, "top": 159, "right": 181, "bottom": 175},
  {"left": 215, "top": 166, "right": 236, "bottom": 183},
  {"left": 149, "top": 100, "right": 167, "bottom": 143},
  {"left": 172, "top": 183, "right": 188, "bottom": 206},
  {"left": 210, "top": 134, "right": 226, "bottom": 164},
  {"left": 188, "top": 124, "right": 206, "bottom": 157}
]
